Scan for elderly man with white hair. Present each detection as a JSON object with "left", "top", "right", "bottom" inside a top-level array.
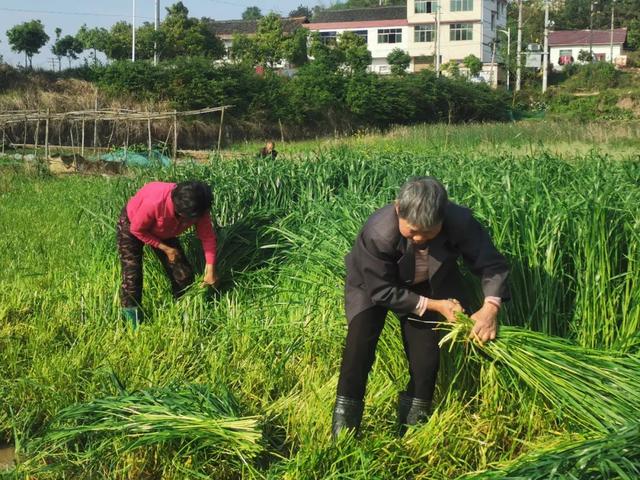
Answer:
[{"left": 332, "top": 176, "right": 510, "bottom": 438}]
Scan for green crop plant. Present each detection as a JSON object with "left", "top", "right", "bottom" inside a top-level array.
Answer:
[{"left": 1, "top": 122, "right": 639, "bottom": 478}]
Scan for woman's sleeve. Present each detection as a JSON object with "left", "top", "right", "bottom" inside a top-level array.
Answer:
[
  {"left": 195, "top": 213, "right": 217, "bottom": 265},
  {"left": 128, "top": 202, "right": 162, "bottom": 248}
]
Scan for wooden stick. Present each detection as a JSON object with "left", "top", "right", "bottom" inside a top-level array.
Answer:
[
  {"left": 278, "top": 118, "right": 285, "bottom": 145},
  {"left": 217, "top": 106, "right": 225, "bottom": 152},
  {"left": 44, "top": 109, "right": 49, "bottom": 160},
  {"left": 81, "top": 116, "right": 85, "bottom": 157},
  {"left": 173, "top": 111, "right": 177, "bottom": 160},
  {"left": 22, "top": 115, "right": 27, "bottom": 160},
  {"left": 34, "top": 119, "right": 40, "bottom": 159},
  {"left": 147, "top": 112, "right": 152, "bottom": 158}
]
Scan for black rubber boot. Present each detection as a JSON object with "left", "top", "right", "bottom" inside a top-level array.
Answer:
[
  {"left": 331, "top": 395, "right": 364, "bottom": 439},
  {"left": 397, "top": 392, "right": 431, "bottom": 436}
]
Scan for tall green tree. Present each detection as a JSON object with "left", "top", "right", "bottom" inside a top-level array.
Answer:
[
  {"left": 232, "top": 17, "right": 308, "bottom": 68},
  {"left": 160, "top": 2, "right": 224, "bottom": 59},
  {"left": 76, "top": 24, "right": 109, "bottom": 65},
  {"left": 104, "top": 21, "right": 132, "bottom": 61},
  {"left": 53, "top": 27, "right": 63, "bottom": 71},
  {"left": 6, "top": 19, "right": 50, "bottom": 68},
  {"left": 338, "top": 31, "right": 371, "bottom": 73},
  {"left": 242, "top": 6, "right": 263, "bottom": 20},
  {"left": 52, "top": 32, "right": 83, "bottom": 69}
]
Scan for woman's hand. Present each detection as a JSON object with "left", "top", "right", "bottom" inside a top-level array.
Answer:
[
  {"left": 431, "top": 298, "right": 464, "bottom": 322},
  {"left": 159, "top": 244, "right": 180, "bottom": 264},
  {"left": 202, "top": 264, "right": 218, "bottom": 287},
  {"left": 469, "top": 303, "right": 499, "bottom": 344}
]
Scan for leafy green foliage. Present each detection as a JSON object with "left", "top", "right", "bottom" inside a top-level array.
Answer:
[
  {"left": 6, "top": 19, "right": 50, "bottom": 68},
  {"left": 387, "top": 48, "right": 411, "bottom": 76},
  {"left": 76, "top": 24, "right": 109, "bottom": 66},
  {"left": 51, "top": 34, "right": 83, "bottom": 69},
  {"left": 242, "top": 6, "right": 263, "bottom": 20},
  {"left": 462, "top": 54, "right": 482, "bottom": 78}
]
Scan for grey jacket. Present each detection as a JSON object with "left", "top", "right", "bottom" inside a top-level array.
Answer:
[{"left": 344, "top": 203, "right": 509, "bottom": 323}]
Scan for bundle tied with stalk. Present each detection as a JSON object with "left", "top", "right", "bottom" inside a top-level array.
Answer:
[
  {"left": 19, "top": 383, "right": 263, "bottom": 475},
  {"left": 439, "top": 314, "right": 640, "bottom": 433}
]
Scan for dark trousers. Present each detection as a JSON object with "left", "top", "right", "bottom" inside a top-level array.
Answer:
[
  {"left": 336, "top": 306, "right": 441, "bottom": 403},
  {"left": 117, "top": 208, "right": 194, "bottom": 308}
]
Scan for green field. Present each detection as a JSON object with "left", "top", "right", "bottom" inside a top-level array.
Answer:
[{"left": 1, "top": 121, "right": 639, "bottom": 479}]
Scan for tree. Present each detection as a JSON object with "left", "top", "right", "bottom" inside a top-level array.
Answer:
[
  {"left": 53, "top": 27, "right": 63, "bottom": 71},
  {"left": 289, "top": 5, "right": 312, "bottom": 18},
  {"left": 283, "top": 27, "right": 309, "bottom": 67},
  {"left": 242, "top": 6, "right": 263, "bottom": 20},
  {"left": 160, "top": 3, "right": 224, "bottom": 60},
  {"left": 577, "top": 49, "right": 595, "bottom": 62},
  {"left": 462, "top": 54, "right": 482, "bottom": 77},
  {"left": 338, "top": 31, "right": 371, "bottom": 73},
  {"left": 230, "top": 34, "right": 259, "bottom": 65},
  {"left": 76, "top": 24, "right": 109, "bottom": 65},
  {"left": 52, "top": 32, "right": 83, "bottom": 69},
  {"left": 442, "top": 59, "right": 461, "bottom": 77},
  {"left": 255, "top": 13, "right": 285, "bottom": 68},
  {"left": 104, "top": 21, "right": 132, "bottom": 61},
  {"left": 387, "top": 48, "right": 411, "bottom": 75},
  {"left": 6, "top": 19, "right": 50, "bottom": 68}
]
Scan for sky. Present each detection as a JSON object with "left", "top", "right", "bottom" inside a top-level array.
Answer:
[{"left": 0, "top": 0, "right": 324, "bottom": 69}]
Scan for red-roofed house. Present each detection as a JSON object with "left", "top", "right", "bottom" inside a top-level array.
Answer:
[{"left": 549, "top": 28, "right": 627, "bottom": 69}]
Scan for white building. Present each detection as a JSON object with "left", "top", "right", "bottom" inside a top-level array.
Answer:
[
  {"left": 549, "top": 28, "right": 627, "bottom": 70},
  {"left": 307, "top": 2, "right": 507, "bottom": 81}
]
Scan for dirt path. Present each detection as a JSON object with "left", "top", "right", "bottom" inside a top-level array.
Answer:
[{"left": 0, "top": 445, "right": 15, "bottom": 470}]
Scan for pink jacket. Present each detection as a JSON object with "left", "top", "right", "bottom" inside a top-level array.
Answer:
[{"left": 126, "top": 182, "right": 217, "bottom": 265}]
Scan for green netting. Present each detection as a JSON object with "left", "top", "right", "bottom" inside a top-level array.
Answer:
[{"left": 100, "top": 149, "right": 172, "bottom": 168}]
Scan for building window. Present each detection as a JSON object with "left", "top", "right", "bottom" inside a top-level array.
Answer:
[
  {"left": 319, "top": 31, "right": 337, "bottom": 45},
  {"left": 450, "top": 23, "right": 473, "bottom": 41},
  {"left": 353, "top": 29, "right": 368, "bottom": 43},
  {"left": 415, "top": 0, "right": 435, "bottom": 13},
  {"left": 491, "top": 11, "right": 497, "bottom": 31},
  {"left": 450, "top": 0, "right": 473, "bottom": 11},
  {"left": 378, "top": 28, "right": 402, "bottom": 44},
  {"left": 414, "top": 25, "right": 436, "bottom": 42}
]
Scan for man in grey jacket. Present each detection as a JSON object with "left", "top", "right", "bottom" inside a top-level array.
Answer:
[{"left": 332, "top": 176, "right": 509, "bottom": 438}]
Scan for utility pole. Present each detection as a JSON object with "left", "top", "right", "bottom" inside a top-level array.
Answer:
[
  {"left": 542, "top": 0, "right": 550, "bottom": 93},
  {"left": 154, "top": 0, "right": 160, "bottom": 66},
  {"left": 589, "top": 1, "right": 597, "bottom": 62},
  {"left": 132, "top": 0, "right": 136, "bottom": 62},
  {"left": 609, "top": 0, "right": 616, "bottom": 63},
  {"left": 515, "top": 0, "right": 523, "bottom": 91},
  {"left": 499, "top": 27, "right": 511, "bottom": 90},
  {"left": 435, "top": 0, "right": 441, "bottom": 76}
]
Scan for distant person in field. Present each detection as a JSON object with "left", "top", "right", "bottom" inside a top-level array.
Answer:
[
  {"left": 117, "top": 181, "right": 218, "bottom": 328},
  {"left": 332, "top": 176, "right": 509, "bottom": 438},
  {"left": 258, "top": 141, "right": 277, "bottom": 159}
]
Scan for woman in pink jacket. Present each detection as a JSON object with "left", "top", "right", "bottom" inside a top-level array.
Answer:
[{"left": 117, "top": 181, "right": 218, "bottom": 327}]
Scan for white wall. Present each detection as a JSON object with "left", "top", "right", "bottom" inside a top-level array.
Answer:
[
  {"left": 550, "top": 44, "right": 623, "bottom": 69},
  {"left": 308, "top": 0, "right": 508, "bottom": 74}
]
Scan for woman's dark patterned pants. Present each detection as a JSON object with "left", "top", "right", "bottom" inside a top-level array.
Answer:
[{"left": 117, "top": 208, "right": 195, "bottom": 308}]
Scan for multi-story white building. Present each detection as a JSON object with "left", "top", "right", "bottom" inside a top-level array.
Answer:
[{"left": 307, "top": 2, "right": 507, "bottom": 81}]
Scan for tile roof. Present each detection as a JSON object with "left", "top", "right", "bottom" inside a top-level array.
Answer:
[
  {"left": 549, "top": 28, "right": 627, "bottom": 46},
  {"left": 310, "top": 6, "right": 407, "bottom": 24}
]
